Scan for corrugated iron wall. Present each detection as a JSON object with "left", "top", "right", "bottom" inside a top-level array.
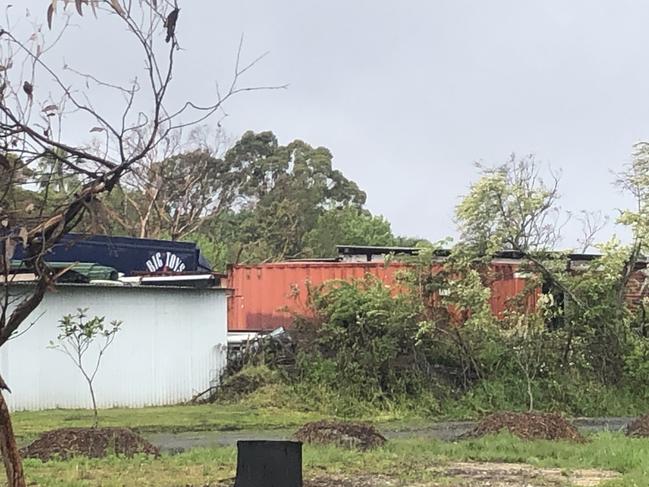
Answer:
[
  {"left": 3, "top": 285, "right": 228, "bottom": 411},
  {"left": 227, "top": 262, "right": 537, "bottom": 331}
]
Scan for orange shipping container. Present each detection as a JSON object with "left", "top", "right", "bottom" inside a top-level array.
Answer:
[
  {"left": 227, "top": 261, "right": 537, "bottom": 332},
  {"left": 227, "top": 262, "right": 411, "bottom": 332}
]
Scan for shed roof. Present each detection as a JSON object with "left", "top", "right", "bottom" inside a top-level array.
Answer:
[
  {"left": 334, "top": 245, "right": 647, "bottom": 263},
  {"left": 11, "top": 261, "right": 118, "bottom": 283},
  {"left": 336, "top": 245, "right": 421, "bottom": 256}
]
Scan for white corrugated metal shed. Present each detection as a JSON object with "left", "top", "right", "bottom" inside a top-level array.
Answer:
[{"left": 1, "top": 284, "right": 227, "bottom": 411}]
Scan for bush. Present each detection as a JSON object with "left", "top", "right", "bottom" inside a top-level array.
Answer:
[
  {"left": 256, "top": 247, "right": 649, "bottom": 419},
  {"left": 292, "top": 276, "right": 429, "bottom": 405},
  {"left": 623, "top": 334, "right": 649, "bottom": 391}
]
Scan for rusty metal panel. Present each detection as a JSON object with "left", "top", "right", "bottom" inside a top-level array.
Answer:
[
  {"left": 490, "top": 263, "right": 538, "bottom": 316},
  {"left": 227, "top": 263, "right": 411, "bottom": 331},
  {"left": 227, "top": 262, "right": 540, "bottom": 332}
]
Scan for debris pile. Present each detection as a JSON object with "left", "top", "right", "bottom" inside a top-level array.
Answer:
[
  {"left": 21, "top": 427, "right": 160, "bottom": 461},
  {"left": 294, "top": 420, "right": 386, "bottom": 450},
  {"left": 625, "top": 414, "right": 649, "bottom": 437},
  {"left": 461, "top": 412, "right": 585, "bottom": 442},
  {"left": 219, "top": 365, "right": 278, "bottom": 398}
]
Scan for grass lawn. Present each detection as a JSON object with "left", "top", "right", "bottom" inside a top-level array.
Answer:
[
  {"left": 11, "top": 403, "right": 649, "bottom": 485},
  {"left": 10, "top": 403, "right": 433, "bottom": 443},
  {"left": 15, "top": 432, "right": 649, "bottom": 486},
  {"left": 11, "top": 404, "right": 323, "bottom": 441}
]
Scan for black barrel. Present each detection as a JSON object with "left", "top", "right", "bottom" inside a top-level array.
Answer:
[{"left": 234, "top": 440, "right": 302, "bottom": 487}]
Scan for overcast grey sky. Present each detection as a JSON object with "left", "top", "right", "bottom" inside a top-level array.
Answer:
[{"left": 14, "top": 1, "right": 649, "bottom": 247}]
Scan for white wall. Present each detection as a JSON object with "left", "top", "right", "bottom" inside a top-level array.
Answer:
[{"left": 1, "top": 285, "right": 228, "bottom": 411}]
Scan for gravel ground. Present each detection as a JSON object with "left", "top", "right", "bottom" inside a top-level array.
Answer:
[{"left": 210, "top": 462, "right": 619, "bottom": 487}]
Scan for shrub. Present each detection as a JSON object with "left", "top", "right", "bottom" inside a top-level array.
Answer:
[{"left": 293, "top": 276, "right": 428, "bottom": 404}]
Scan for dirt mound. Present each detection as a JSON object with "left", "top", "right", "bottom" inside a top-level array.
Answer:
[
  {"left": 294, "top": 420, "right": 386, "bottom": 450},
  {"left": 21, "top": 427, "right": 160, "bottom": 461},
  {"left": 624, "top": 414, "right": 649, "bottom": 437},
  {"left": 461, "top": 412, "right": 585, "bottom": 442}
]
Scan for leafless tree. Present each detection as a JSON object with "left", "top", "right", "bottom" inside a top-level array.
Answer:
[
  {"left": 495, "top": 155, "right": 564, "bottom": 252},
  {"left": 0, "top": 2, "right": 283, "bottom": 484},
  {"left": 576, "top": 210, "right": 608, "bottom": 254},
  {"left": 100, "top": 126, "right": 241, "bottom": 240}
]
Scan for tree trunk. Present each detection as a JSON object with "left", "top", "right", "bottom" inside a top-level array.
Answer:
[
  {"left": 0, "top": 389, "right": 25, "bottom": 487},
  {"left": 526, "top": 373, "right": 534, "bottom": 412},
  {"left": 86, "top": 378, "right": 98, "bottom": 428}
]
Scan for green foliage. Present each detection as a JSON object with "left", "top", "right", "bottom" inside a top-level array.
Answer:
[
  {"left": 617, "top": 142, "right": 649, "bottom": 250},
  {"left": 561, "top": 239, "right": 634, "bottom": 383},
  {"left": 283, "top": 152, "right": 649, "bottom": 418},
  {"left": 79, "top": 130, "right": 421, "bottom": 268},
  {"left": 14, "top": 129, "right": 422, "bottom": 269},
  {"left": 623, "top": 333, "right": 649, "bottom": 389},
  {"left": 292, "top": 277, "right": 429, "bottom": 406},
  {"left": 215, "top": 132, "right": 368, "bottom": 261},
  {"left": 302, "top": 207, "right": 397, "bottom": 258},
  {"left": 54, "top": 309, "right": 121, "bottom": 344},
  {"left": 456, "top": 154, "right": 560, "bottom": 254}
]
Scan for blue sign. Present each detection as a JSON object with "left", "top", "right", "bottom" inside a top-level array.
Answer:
[{"left": 13, "top": 233, "right": 211, "bottom": 276}]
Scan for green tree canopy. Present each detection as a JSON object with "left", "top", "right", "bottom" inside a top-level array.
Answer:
[
  {"left": 302, "top": 207, "right": 397, "bottom": 258},
  {"left": 40, "top": 129, "right": 419, "bottom": 268},
  {"left": 189, "top": 131, "right": 374, "bottom": 265}
]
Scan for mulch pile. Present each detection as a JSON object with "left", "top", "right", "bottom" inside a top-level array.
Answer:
[
  {"left": 461, "top": 412, "right": 585, "bottom": 442},
  {"left": 294, "top": 420, "right": 386, "bottom": 450},
  {"left": 625, "top": 414, "right": 649, "bottom": 437},
  {"left": 21, "top": 427, "right": 160, "bottom": 461},
  {"left": 218, "top": 370, "right": 270, "bottom": 398}
]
